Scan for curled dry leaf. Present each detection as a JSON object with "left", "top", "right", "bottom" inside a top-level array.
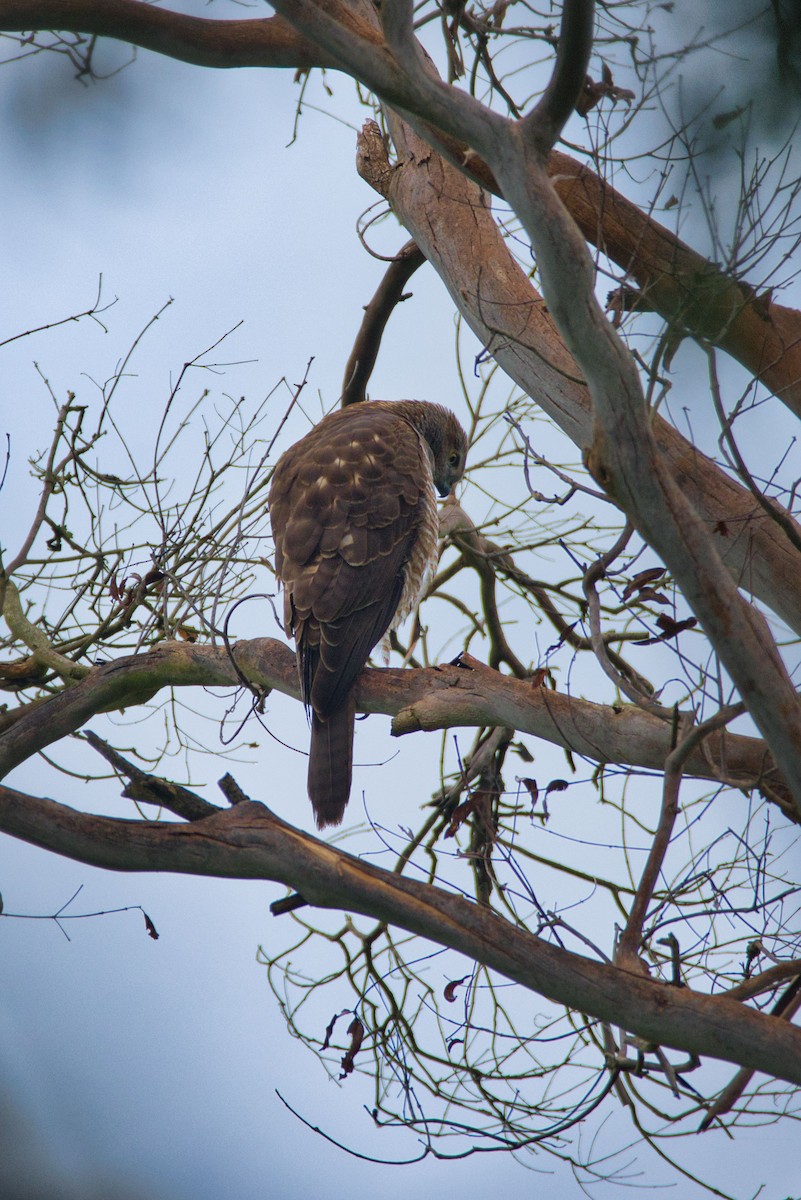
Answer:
[
  {"left": 576, "top": 64, "right": 635, "bottom": 115},
  {"left": 635, "top": 588, "right": 670, "bottom": 605},
  {"left": 519, "top": 777, "right": 539, "bottom": 808},
  {"left": 340, "top": 1017, "right": 365, "bottom": 1079},
  {"left": 621, "top": 568, "right": 667, "bottom": 602},
  {"left": 321, "top": 1008, "right": 350, "bottom": 1050},
  {"left": 636, "top": 614, "right": 698, "bottom": 645},
  {"left": 446, "top": 795, "right": 479, "bottom": 837},
  {"left": 444, "top": 975, "right": 470, "bottom": 1003}
]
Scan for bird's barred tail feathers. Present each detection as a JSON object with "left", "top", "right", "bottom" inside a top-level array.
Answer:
[{"left": 308, "top": 695, "right": 356, "bottom": 827}]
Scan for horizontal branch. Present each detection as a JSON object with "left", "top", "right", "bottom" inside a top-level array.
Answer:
[
  {"left": 0, "top": 0, "right": 339, "bottom": 67},
  {"left": 0, "top": 639, "right": 793, "bottom": 818},
  {"left": 1, "top": 781, "right": 799, "bottom": 1085}
]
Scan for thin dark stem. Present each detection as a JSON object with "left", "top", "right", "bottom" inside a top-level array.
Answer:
[
  {"left": 616, "top": 703, "right": 745, "bottom": 968},
  {"left": 341, "top": 239, "right": 426, "bottom": 406}
]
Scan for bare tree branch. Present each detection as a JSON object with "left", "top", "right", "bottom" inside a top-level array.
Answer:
[
  {"left": 1, "top": 781, "right": 800, "bottom": 1085},
  {"left": 0, "top": 640, "right": 794, "bottom": 818},
  {"left": 520, "top": 0, "right": 593, "bottom": 152},
  {"left": 0, "top": 0, "right": 337, "bottom": 68},
  {"left": 83, "top": 729, "right": 219, "bottom": 820},
  {"left": 341, "top": 238, "right": 425, "bottom": 406}
]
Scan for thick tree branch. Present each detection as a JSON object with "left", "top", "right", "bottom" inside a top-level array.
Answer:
[
  {"left": 360, "top": 118, "right": 801, "bottom": 637},
  {"left": 521, "top": 0, "right": 593, "bottom": 152},
  {"left": 269, "top": 0, "right": 508, "bottom": 159},
  {"left": 0, "top": 0, "right": 337, "bottom": 68},
  {"left": 0, "top": 783, "right": 800, "bottom": 1085},
  {"left": 0, "top": 640, "right": 794, "bottom": 819}
]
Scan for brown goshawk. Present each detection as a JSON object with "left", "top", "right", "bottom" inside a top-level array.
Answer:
[{"left": 269, "top": 400, "right": 468, "bottom": 826}]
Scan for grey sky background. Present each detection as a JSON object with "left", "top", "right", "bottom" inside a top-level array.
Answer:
[{"left": 1, "top": 6, "right": 800, "bottom": 1199}]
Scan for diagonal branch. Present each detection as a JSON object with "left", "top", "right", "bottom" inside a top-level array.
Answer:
[
  {"left": 83, "top": 729, "right": 219, "bottom": 820},
  {"left": 520, "top": 0, "right": 593, "bottom": 152},
  {"left": 341, "top": 238, "right": 426, "bottom": 406},
  {"left": 1, "top": 781, "right": 800, "bottom": 1085}
]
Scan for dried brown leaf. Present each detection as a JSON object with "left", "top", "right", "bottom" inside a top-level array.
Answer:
[
  {"left": 444, "top": 975, "right": 470, "bottom": 1003},
  {"left": 322, "top": 1008, "right": 350, "bottom": 1050},
  {"left": 622, "top": 567, "right": 667, "bottom": 602},
  {"left": 340, "top": 1017, "right": 365, "bottom": 1078},
  {"left": 636, "top": 614, "right": 698, "bottom": 645},
  {"left": 519, "top": 777, "right": 539, "bottom": 807}
]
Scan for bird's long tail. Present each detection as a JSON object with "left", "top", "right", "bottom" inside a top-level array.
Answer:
[{"left": 308, "top": 693, "right": 356, "bottom": 827}]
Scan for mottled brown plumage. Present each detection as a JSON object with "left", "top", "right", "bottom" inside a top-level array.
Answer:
[{"left": 269, "top": 400, "right": 468, "bottom": 827}]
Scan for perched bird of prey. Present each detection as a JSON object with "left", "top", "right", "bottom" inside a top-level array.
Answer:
[{"left": 269, "top": 400, "right": 468, "bottom": 827}]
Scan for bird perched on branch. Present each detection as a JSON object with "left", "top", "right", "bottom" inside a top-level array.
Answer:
[{"left": 269, "top": 400, "right": 468, "bottom": 827}]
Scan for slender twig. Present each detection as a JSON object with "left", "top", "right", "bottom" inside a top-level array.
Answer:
[
  {"left": 616, "top": 703, "right": 745, "bottom": 969},
  {"left": 582, "top": 522, "right": 669, "bottom": 715}
]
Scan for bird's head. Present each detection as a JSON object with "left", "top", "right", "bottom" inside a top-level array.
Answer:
[
  {"left": 399, "top": 401, "right": 468, "bottom": 498},
  {"left": 432, "top": 410, "right": 468, "bottom": 497}
]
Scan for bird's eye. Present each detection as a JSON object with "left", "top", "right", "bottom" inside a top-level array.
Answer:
[{"left": 448, "top": 451, "right": 460, "bottom": 466}]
